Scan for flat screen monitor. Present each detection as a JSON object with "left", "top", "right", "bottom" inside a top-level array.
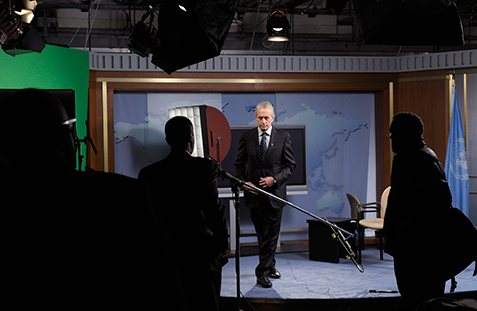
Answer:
[{"left": 218, "top": 124, "right": 307, "bottom": 195}]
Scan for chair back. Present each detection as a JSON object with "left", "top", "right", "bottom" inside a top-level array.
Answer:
[
  {"left": 346, "top": 193, "right": 360, "bottom": 219},
  {"left": 379, "top": 186, "right": 391, "bottom": 219}
]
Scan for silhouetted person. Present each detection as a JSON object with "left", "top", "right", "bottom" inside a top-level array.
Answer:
[
  {"left": 234, "top": 101, "right": 296, "bottom": 288},
  {"left": 138, "top": 116, "right": 228, "bottom": 311},
  {"left": 0, "top": 88, "right": 186, "bottom": 310},
  {"left": 384, "top": 112, "right": 451, "bottom": 311}
]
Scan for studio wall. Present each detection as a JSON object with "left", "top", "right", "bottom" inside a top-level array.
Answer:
[{"left": 394, "top": 70, "right": 450, "bottom": 161}]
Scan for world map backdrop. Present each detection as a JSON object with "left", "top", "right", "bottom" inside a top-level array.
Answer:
[{"left": 114, "top": 91, "right": 375, "bottom": 240}]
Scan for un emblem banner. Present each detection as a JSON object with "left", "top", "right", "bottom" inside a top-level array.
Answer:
[{"left": 445, "top": 85, "right": 470, "bottom": 216}]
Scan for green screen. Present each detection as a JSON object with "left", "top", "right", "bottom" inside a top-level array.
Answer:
[{"left": 0, "top": 44, "right": 90, "bottom": 169}]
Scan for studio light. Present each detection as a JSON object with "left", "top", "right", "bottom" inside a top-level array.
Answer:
[
  {"left": 126, "top": 0, "right": 238, "bottom": 74},
  {"left": 0, "top": 1, "right": 44, "bottom": 56},
  {"left": 128, "top": 6, "right": 160, "bottom": 57},
  {"left": 150, "top": 0, "right": 238, "bottom": 74},
  {"left": 266, "top": 10, "right": 290, "bottom": 42},
  {"left": 14, "top": 0, "right": 37, "bottom": 23},
  {"left": 3, "top": 24, "right": 44, "bottom": 55},
  {"left": 0, "top": 3, "right": 22, "bottom": 45}
]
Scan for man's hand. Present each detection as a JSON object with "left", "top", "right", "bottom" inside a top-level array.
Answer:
[
  {"left": 243, "top": 182, "right": 258, "bottom": 195},
  {"left": 259, "top": 177, "right": 275, "bottom": 188}
]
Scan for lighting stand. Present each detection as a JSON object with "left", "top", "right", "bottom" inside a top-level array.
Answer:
[
  {"left": 75, "top": 121, "right": 97, "bottom": 171},
  {"left": 230, "top": 179, "right": 242, "bottom": 311}
]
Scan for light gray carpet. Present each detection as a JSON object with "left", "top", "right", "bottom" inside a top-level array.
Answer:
[{"left": 220, "top": 248, "right": 476, "bottom": 300}]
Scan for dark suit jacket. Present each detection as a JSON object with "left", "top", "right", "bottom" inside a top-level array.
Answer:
[
  {"left": 234, "top": 126, "right": 296, "bottom": 208},
  {"left": 138, "top": 150, "right": 228, "bottom": 270}
]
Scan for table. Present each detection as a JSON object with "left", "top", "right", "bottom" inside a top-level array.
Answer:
[{"left": 307, "top": 217, "right": 357, "bottom": 263}]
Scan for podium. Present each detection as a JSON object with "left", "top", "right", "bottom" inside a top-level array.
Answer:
[{"left": 307, "top": 217, "right": 357, "bottom": 263}]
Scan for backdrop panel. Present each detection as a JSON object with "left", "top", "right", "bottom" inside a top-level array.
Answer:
[{"left": 114, "top": 91, "right": 375, "bottom": 240}]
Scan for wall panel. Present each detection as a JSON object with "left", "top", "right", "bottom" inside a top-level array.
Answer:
[{"left": 395, "top": 70, "right": 450, "bottom": 161}]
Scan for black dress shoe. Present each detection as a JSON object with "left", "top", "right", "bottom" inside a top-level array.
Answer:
[
  {"left": 269, "top": 268, "right": 281, "bottom": 279},
  {"left": 257, "top": 276, "right": 272, "bottom": 288}
]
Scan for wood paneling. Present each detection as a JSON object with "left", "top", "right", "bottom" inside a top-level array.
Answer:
[
  {"left": 395, "top": 70, "right": 450, "bottom": 161},
  {"left": 88, "top": 79, "right": 105, "bottom": 172}
]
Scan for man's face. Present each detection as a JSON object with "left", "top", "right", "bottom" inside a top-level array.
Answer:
[{"left": 255, "top": 108, "right": 275, "bottom": 131}]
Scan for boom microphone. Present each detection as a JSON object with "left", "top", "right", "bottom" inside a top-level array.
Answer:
[{"left": 218, "top": 168, "right": 240, "bottom": 183}]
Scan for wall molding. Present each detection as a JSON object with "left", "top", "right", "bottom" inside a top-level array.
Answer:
[{"left": 90, "top": 49, "right": 477, "bottom": 73}]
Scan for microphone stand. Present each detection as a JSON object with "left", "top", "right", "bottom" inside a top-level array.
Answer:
[
  {"left": 219, "top": 168, "right": 364, "bottom": 275},
  {"left": 230, "top": 178, "right": 242, "bottom": 311},
  {"left": 324, "top": 217, "right": 364, "bottom": 273},
  {"left": 75, "top": 120, "right": 97, "bottom": 171}
]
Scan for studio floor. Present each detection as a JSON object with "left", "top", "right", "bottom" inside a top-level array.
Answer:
[{"left": 220, "top": 245, "right": 476, "bottom": 308}]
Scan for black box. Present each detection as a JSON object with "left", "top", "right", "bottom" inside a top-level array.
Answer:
[{"left": 307, "top": 217, "right": 357, "bottom": 263}]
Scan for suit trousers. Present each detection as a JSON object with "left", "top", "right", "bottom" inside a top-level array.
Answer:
[{"left": 250, "top": 198, "right": 283, "bottom": 277}]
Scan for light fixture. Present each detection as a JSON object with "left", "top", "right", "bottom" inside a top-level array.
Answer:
[
  {"left": 3, "top": 24, "right": 44, "bottom": 56},
  {"left": 0, "top": 3, "right": 22, "bottom": 45},
  {"left": 150, "top": 0, "right": 238, "bottom": 75},
  {"left": 266, "top": 10, "right": 290, "bottom": 42},
  {"left": 0, "top": 2, "right": 44, "bottom": 56},
  {"left": 14, "top": 0, "right": 37, "bottom": 23},
  {"left": 128, "top": 5, "right": 160, "bottom": 57}
]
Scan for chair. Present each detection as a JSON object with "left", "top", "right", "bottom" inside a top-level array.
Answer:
[{"left": 346, "top": 186, "right": 391, "bottom": 262}]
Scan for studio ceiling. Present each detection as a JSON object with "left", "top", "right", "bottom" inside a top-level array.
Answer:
[{"left": 31, "top": 0, "right": 477, "bottom": 56}]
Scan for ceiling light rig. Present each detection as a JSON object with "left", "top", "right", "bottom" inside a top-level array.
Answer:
[
  {"left": 0, "top": 0, "right": 45, "bottom": 56},
  {"left": 14, "top": 0, "right": 37, "bottom": 23},
  {"left": 266, "top": 9, "right": 290, "bottom": 42},
  {"left": 127, "top": 5, "right": 160, "bottom": 57},
  {"left": 128, "top": 0, "right": 238, "bottom": 75}
]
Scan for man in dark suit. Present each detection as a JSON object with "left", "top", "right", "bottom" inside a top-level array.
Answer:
[
  {"left": 138, "top": 116, "right": 228, "bottom": 311},
  {"left": 234, "top": 101, "right": 296, "bottom": 288}
]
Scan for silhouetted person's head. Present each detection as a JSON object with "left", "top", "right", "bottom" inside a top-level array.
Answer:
[
  {"left": 165, "top": 116, "right": 194, "bottom": 153},
  {"left": 0, "top": 88, "right": 76, "bottom": 170},
  {"left": 389, "top": 112, "right": 426, "bottom": 154}
]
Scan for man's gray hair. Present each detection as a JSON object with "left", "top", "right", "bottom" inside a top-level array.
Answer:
[{"left": 255, "top": 101, "right": 275, "bottom": 118}]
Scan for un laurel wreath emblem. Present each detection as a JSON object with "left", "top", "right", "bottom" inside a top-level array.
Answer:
[{"left": 449, "top": 137, "right": 469, "bottom": 181}]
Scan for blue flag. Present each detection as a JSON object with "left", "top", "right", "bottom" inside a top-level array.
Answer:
[{"left": 444, "top": 85, "right": 469, "bottom": 216}]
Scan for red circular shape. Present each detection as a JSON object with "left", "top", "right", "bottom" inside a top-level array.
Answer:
[{"left": 205, "top": 106, "right": 231, "bottom": 164}]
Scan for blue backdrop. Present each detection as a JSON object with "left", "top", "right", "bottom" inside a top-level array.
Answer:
[{"left": 114, "top": 91, "right": 375, "bottom": 240}]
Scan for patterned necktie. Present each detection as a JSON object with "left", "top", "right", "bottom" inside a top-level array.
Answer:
[{"left": 260, "top": 132, "right": 268, "bottom": 163}]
